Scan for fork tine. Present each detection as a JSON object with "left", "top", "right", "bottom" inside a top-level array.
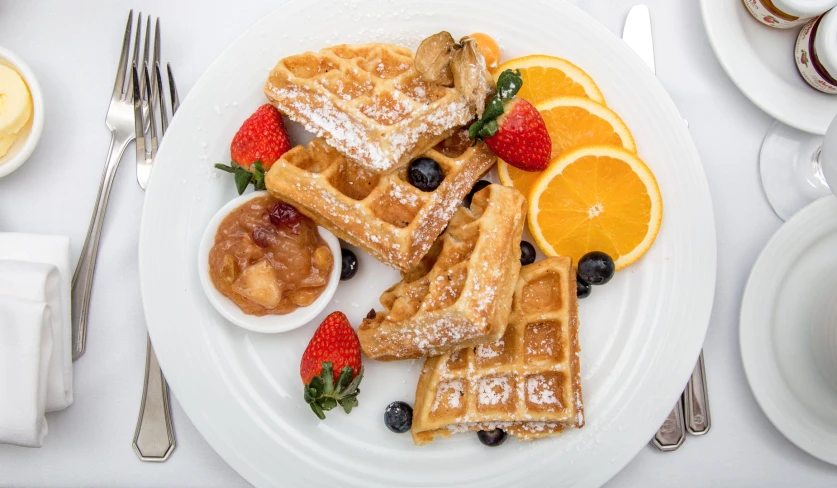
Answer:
[
  {"left": 132, "top": 63, "right": 145, "bottom": 155},
  {"left": 167, "top": 63, "right": 180, "bottom": 113},
  {"left": 128, "top": 12, "right": 142, "bottom": 98},
  {"left": 155, "top": 62, "right": 169, "bottom": 135},
  {"left": 140, "top": 15, "right": 151, "bottom": 97},
  {"left": 150, "top": 19, "right": 161, "bottom": 110},
  {"left": 152, "top": 19, "right": 161, "bottom": 69},
  {"left": 144, "top": 65, "right": 158, "bottom": 158},
  {"left": 112, "top": 10, "right": 133, "bottom": 97}
]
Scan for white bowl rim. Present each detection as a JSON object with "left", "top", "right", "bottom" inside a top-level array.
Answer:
[
  {"left": 197, "top": 190, "right": 341, "bottom": 333},
  {"left": 0, "top": 46, "right": 45, "bottom": 179}
]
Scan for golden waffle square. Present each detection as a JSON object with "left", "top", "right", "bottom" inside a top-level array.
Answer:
[
  {"left": 357, "top": 184, "right": 526, "bottom": 361},
  {"left": 264, "top": 43, "right": 476, "bottom": 174},
  {"left": 264, "top": 130, "right": 496, "bottom": 272},
  {"left": 411, "top": 257, "right": 584, "bottom": 445}
]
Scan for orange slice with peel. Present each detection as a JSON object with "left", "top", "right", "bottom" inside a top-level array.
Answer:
[
  {"left": 527, "top": 145, "right": 662, "bottom": 270},
  {"left": 493, "top": 55, "right": 605, "bottom": 105},
  {"left": 498, "top": 96, "right": 636, "bottom": 198}
]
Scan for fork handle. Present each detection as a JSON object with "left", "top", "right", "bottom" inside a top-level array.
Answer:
[
  {"left": 71, "top": 131, "right": 133, "bottom": 360},
  {"left": 133, "top": 335, "right": 176, "bottom": 461},
  {"left": 684, "top": 350, "right": 711, "bottom": 435}
]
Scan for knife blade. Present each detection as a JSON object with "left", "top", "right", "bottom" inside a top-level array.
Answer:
[{"left": 622, "top": 5, "right": 655, "bottom": 74}]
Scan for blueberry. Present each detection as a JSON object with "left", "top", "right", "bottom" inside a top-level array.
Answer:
[
  {"left": 408, "top": 157, "right": 444, "bottom": 192},
  {"left": 477, "top": 428, "right": 507, "bottom": 447},
  {"left": 464, "top": 180, "right": 491, "bottom": 207},
  {"left": 577, "top": 251, "right": 615, "bottom": 286},
  {"left": 384, "top": 401, "right": 413, "bottom": 433},
  {"left": 520, "top": 241, "right": 536, "bottom": 266},
  {"left": 341, "top": 248, "right": 358, "bottom": 281},
  {"left": 576, "top": 276, "right": 591, "bottom": 299}
]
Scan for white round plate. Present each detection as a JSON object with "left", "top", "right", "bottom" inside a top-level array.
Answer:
[
  {"left": 740, "top": 195, "right": 837, "bottom": 465},
  {"left": 139, "top": 1, "right": 716, "bottom": 486},
  {"left": 700, "top": 0, "right": 837, "bottom": 135},
  {"left": 197, "top": 191, "right": 341, "bottom": 334}
]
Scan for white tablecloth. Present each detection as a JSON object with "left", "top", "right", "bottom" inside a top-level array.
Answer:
[{"left": 1, "top": 0, "right": 835, "bottom": 486}]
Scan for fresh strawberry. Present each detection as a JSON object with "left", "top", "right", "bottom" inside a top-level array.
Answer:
[
  {"left": 300, "top": 311, "right": 364, "bottom": 419},
  {"left": 468, "top": 69, "right": 551, "bottom": 172},
  {"left": 215, "top": 104, "right": 291, "bottom": 195}
]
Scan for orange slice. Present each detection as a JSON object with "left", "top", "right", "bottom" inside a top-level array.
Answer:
[
  {"left": 493, "top": 55, "right": 605, "bottom": 105},
  {"left": 498, "top": 96, "right": 636, "bottom": 198},
  {"left": 528, "top": 145, "right": 662, "bottom": 270}
]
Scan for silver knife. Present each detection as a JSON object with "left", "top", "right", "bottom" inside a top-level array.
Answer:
[
  {"left": 622, "top": 4, "right": 710, "bottom": 450},
  {"left": 622, "top": 5, "right": 655, "bottom": 75}
]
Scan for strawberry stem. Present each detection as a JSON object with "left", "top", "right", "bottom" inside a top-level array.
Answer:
[
  {"left": 303, "top": 362, "right": 364, "bottom": 420},
  {"left": 468, "top": 69, "right": 523, "bottom": 141},
  {"left": 213, "top": 160, "right": 267, "bottom": 195}
]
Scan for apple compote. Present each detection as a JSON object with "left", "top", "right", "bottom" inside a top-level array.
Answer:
[{"left": 209, "top": 195, "right": 333, "bottom": 315}]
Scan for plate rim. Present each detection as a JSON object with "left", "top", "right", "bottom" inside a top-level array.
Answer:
[
  {"left": 139, "top": 0, "right": 718, "bottom": 486},
  {"left": 740, "top": 194, "right": 837, "bottom": 465}
]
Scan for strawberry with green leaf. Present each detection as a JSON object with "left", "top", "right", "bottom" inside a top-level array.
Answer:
[
  {"left": 215, "top": 104, "right": 291, "bottom": 194},
  {"left": 300, "top": 311, "right": 364, "bottom": 419},
  {"left": 469, "top": 69, "right": 551, "bottom": 172}
]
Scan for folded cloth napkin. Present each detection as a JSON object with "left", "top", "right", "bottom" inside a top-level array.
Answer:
[
  {"left": 0, "top": 233, "right": 72, "bottom": 447},
  {"left": 0, "top": 296, "right": 53, "bottom": 447}
]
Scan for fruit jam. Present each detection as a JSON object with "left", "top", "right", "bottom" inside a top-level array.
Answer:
[{"left": 209, "top": 195, "right": 333, "bottom": 315}]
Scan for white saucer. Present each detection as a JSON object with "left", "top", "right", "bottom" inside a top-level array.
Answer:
[
  {"left": 741, "top": 195, "right": 837, "bottom": 465},
  {"left": 701, "top": 0, "right": 837, "bottom": 135}
]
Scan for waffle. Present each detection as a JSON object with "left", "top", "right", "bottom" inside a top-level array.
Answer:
[
  {"left": 411, "top": 257, "right": 583, "bottom": 445},
  {"left": 265, "top": 43, "right": 476, "bottom": 174},
  {"left": 357, "top": 184, "right": 526, "bottom": 361},
  {"left": 264, "top": 129, "right": 496, "bottom": 272}
]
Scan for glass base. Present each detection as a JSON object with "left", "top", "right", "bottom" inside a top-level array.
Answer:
[{"left": 760, "top": 121, "right": 831, "bottom": 221}]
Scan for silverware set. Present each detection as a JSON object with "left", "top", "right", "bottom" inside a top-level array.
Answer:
[
  {"left": 622, "top": 4, "right": 712, "bottom": 451},
  {"left": 71, "top": 9, "right": 178, "bottom": 462}
]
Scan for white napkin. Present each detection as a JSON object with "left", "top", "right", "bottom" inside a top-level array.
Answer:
[
  {"left": 0, "top": 296, "right": 53, "bottom": 447},
  {"left": 0, "top": 233, "right": 72, "bottom": 447}
]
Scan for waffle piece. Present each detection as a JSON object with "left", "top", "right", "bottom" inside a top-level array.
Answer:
[
  {"left": 264, "top": 43, "right": 476, "bottom": 174},
  {"left": 357, "top": 184, "right": 526, "bottom": 361},
  {"left": 411, "top": 257, "right": 583, "bottom": 445},
  {"left": 264, "top": 130, "right": 496, "bottom": 272}
]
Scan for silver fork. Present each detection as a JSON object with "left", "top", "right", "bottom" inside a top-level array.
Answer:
[
  {"left": 136, "top": 16, "right": 160, "bottom": 189},
  {"left": 71, "top": 10, "right": 147, "bottom": 360},
  {"left": 130, "top": 60, "right": 179, "bottom": 462}
]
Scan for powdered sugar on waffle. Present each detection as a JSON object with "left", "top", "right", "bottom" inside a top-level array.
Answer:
[
  {"left": 526, "top": 375, "right": 560, "bottom": 406},
  {"left": 266, "top": 45, "right": 474, "bottom": 172},
  {"left": 478, "top": 376, "right": 512, "bottom": 406},
  {"left": 476, "top": 340, "right": 503, "bottom": 359},
  {"left": 431, "top": 379, "right": 464, "bottom": 412}
]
